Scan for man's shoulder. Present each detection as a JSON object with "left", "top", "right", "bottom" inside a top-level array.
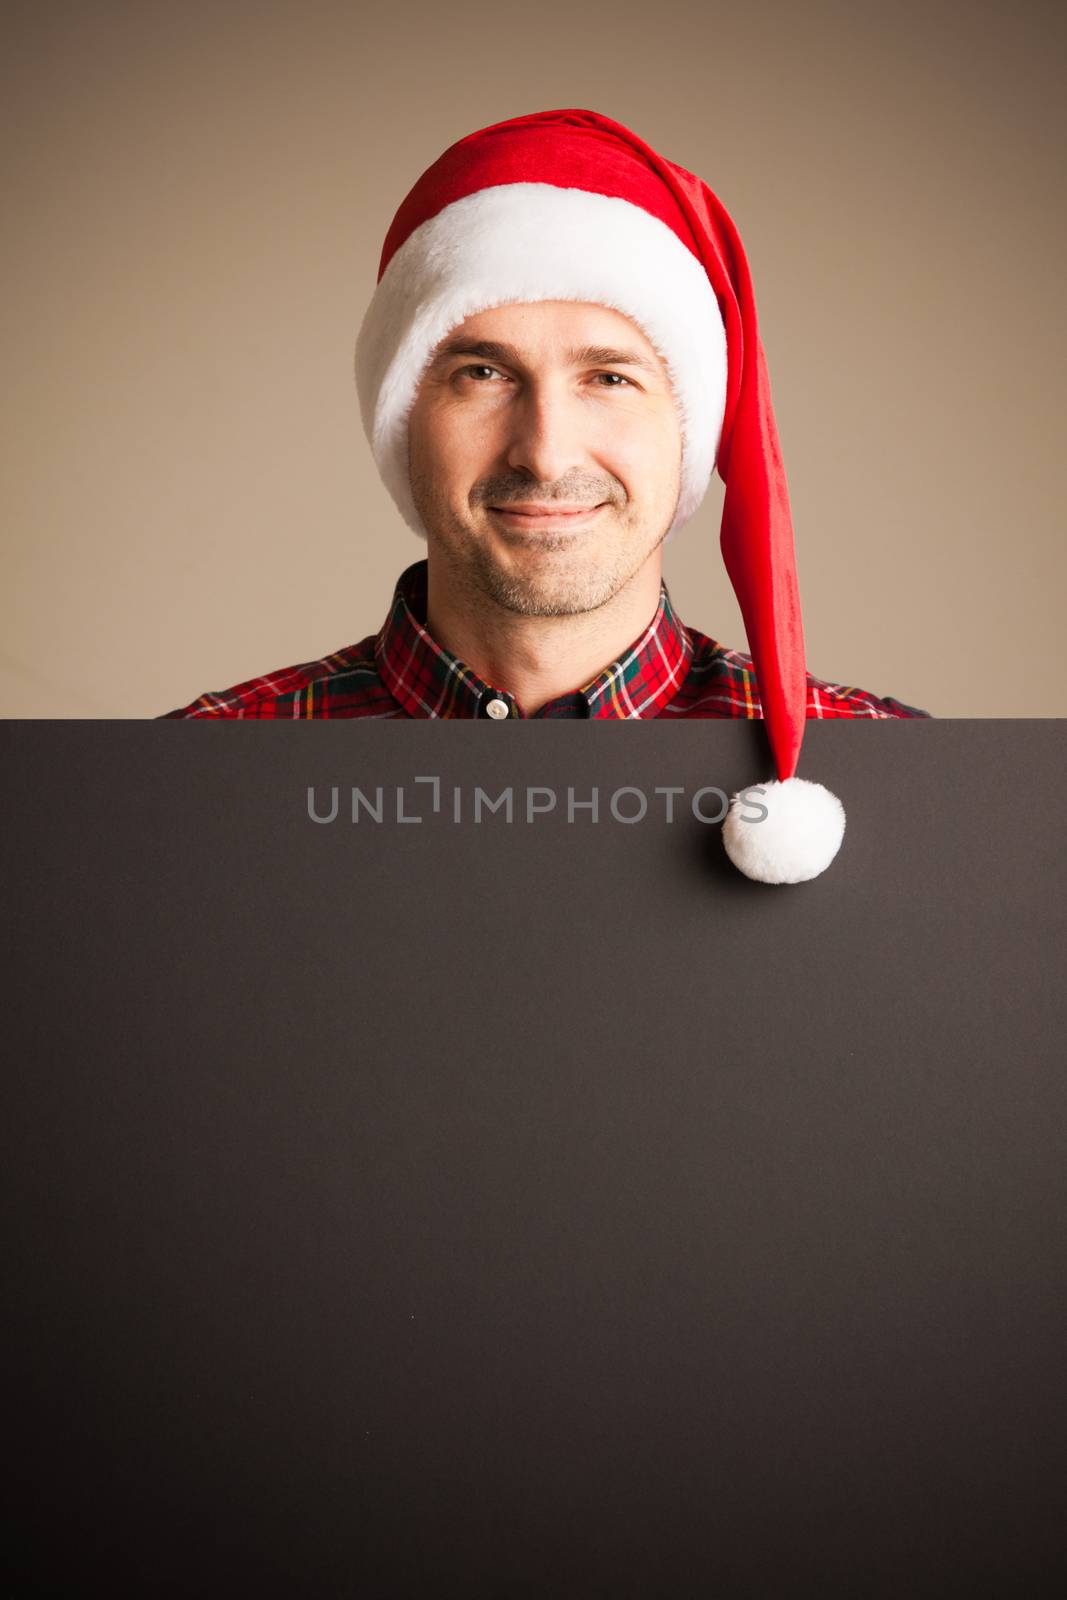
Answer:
[
  {"left": 682, "top": 628, "right": 933, "bottom": 719},
  {"left": 157, "top": 632, "right": 396, "bottom": 719}
]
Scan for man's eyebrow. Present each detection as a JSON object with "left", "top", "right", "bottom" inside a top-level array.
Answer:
[
  {"left": 430, "top": 337, "right": 661, "bottom": 374},
  {"left": 569, "top": 343, "right": 662, "bottom": 373}
]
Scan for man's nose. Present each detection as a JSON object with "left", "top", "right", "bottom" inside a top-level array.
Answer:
[{"left": 504, "top": 383, "right": 589, "bottom": 485}]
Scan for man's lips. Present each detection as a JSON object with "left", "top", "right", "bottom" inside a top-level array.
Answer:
[{"left": 488, "top": 502, "right": 608, "bottom": 527}]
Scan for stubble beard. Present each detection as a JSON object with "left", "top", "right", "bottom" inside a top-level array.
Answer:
[{"left": 416, "top": 492, "right": 670, "bottom": 620}]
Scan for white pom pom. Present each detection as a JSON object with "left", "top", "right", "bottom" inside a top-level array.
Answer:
[{"left": 722, "top": 777, "right": 846, "bottom": 884}]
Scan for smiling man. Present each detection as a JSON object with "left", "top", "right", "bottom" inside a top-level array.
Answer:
[
  {"left": 161, "top": 108, "right": 930, "bottom": 881},
  {"left": 406, "top": 297, "right": 685, "bottom": 718}
]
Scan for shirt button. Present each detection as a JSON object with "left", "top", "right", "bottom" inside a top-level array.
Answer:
[{"left": 485, "top": 697, "right": 511, "bottom": 719}]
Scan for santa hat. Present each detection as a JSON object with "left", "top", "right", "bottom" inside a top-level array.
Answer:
[{"left": 354, "top": 108, "right": 846, "bottom": 885}]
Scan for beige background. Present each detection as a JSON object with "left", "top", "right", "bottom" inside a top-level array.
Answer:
[{"left": 3, "top": 0, "right": 1063, "bottom": 718}]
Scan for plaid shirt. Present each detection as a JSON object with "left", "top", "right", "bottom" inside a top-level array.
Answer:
[{"left": 159, "top": 558, "right": 930, "bottom": 720}]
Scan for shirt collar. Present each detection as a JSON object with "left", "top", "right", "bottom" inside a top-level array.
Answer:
[{"left": 376, "top": 558, "right": 694, "bottom": 720}]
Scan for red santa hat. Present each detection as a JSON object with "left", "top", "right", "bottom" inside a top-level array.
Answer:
[{"left": 354, "top": 108, "right": 846, "bottom": 885}]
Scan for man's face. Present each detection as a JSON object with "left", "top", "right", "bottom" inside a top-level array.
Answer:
[{"left": 407, "top": 300, "right": 682, "bottom": 616}]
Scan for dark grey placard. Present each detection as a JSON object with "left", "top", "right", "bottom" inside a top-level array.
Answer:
[{"left": 2, "top": 720, "right": 1065, "bottom": 1596}]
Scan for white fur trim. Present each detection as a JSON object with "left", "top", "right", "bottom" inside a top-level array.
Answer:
[
  {"left": 722, "top": 778, "right": 846, "bottom": 884},
  {"left": 354, "top": 182, "right": 727, "bottom": 542}
]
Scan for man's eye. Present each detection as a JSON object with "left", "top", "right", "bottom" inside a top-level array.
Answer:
[
  {"left": 461, "top": 365, "right": 506, "bottom": 381},
  {"left": 595, "top": 372, "right": 631, "bottom": 387}
]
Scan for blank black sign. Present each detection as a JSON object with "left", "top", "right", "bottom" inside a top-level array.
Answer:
[{"left": 3, "top": 720, "right": 1065, "bottom": 1595}]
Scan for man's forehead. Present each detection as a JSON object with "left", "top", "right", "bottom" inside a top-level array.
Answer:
[{"left": 428, "top": 301, "right": 667, "bottom": 375}]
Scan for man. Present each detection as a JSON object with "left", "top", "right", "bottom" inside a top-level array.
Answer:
[{"left": 161, "top": 109, "right": 929, "bottom": 881}]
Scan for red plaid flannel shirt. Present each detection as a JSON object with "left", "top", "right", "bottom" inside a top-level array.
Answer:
[{"left": 159, "top": 558, "right": 931, "bottom": 721}]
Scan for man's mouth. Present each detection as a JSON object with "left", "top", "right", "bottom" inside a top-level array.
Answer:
[{"left": 488, "top": 502, "right": 608, "bottom": 529}]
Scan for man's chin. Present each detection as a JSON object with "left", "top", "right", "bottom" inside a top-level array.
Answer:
[
  {"left": 477, "top": 547, "right": 624, "bottom": 618},
  {"left": 429, "top": 512, "right": 656, "bottom": 616}
]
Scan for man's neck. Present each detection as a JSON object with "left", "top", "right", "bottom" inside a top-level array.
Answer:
[{"left": 424, "top": 556, "right": 664, "bottom": 716}]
